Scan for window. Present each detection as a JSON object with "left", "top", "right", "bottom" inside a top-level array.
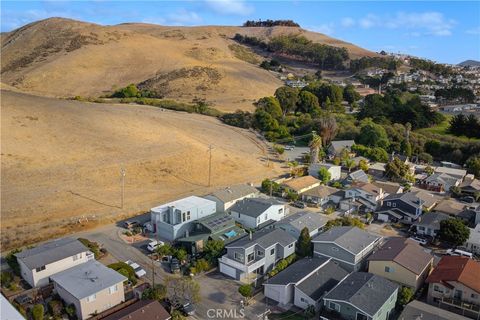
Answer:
[
  {"left": 279, "top": 208, "right": 283, "bottom": 214},
  {"left": 234, "top": 252, "right": 244, "bottom": 262},
  {"left": 186, "top": 211, "right": 191, "bottom": 221},
  {"left": 329, "top": 302, "right": 340, "bottom": 312},
  {"left": 418, "top": 226, "right": 425, "bottom": 231},
  {"left": 247, "top": 252, "right": 255, "bottom": 263},
  {"left": 72, "top": 253, "right": 82, "bottom": 261},
  {"left": 393, "top": 203, "right": 397, "bottom": 207},
  {"left": 385, "top": 266, "right": 394, "bottom": 273},
  {"left": 387, "top": 202, "right": 391, "bottom": 207},
  {"left": 257, "top": 217, "right": 260, "bottom": 224},
  {"left": 109, "top": 284, "right": 118, "bottom": 294},
  {"left": 288, "top": 243, "right": 294, "bottom": 248},
  {"left": 35, "top": 266, "right": 46, "bottom": 272},
  {"left": 265, "top": 214, "right": 268, "bottom": 221},
  {"left": 356, "top": 313, "right": 368, "bottom": 320},
  {"left": 471, "top": 293, "right": 479, "bottom": 299},
  {"left": 182, "top": 212, "right": 186, "bottom": 222},
  {"left": 257, "top": 250, "right": 264, "bottom": 256},
  {"left": 86, "top": 294, "right": 96, "bottom": 303},
  {"left": 270, "top": 248, "right": 275, "bottom": 256},
  {"left": 433, "top": 285, "right": 444, "bottom": 293},
  {"left": 300, "top": 297, "right": 306, "bottom": 303}
]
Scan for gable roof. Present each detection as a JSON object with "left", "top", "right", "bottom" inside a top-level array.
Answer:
[
  {"left": 207, "top": 184, "right": 259, "bottom": 203},
  {"left": 229, "top": 197, "right": 283, "bottom": 218},
  {"left": 399, "top": 300, "right": 471, "bottom": 320},
  {"left": 460, "top": 178, "right": 480, "bottom": 191},
  {"left": 102, "top": 300, "right": 171, "bottom": 320},
  {"left": 348, "top": 170, "right": 369, "bottom": 183},
  {"left": 433, "top": 199, "right": 466, "bottom": 216},
  {"left": 282, "top": 176, "right": 320, "bottom": 192},
  {"left": 414, "top": 212, "right": 449, "bottom": 229},
  {"left": 15, "top": 238, "right": 89, "bottom": 270},
  {"left": 426, "top": 256, "right": 480, "bottom": 293},
  {"left": 330, "top": 140, "right": 355, "bottom": 153},
  {"left": 368, "top": 237, "right": 433, "bottom": 275},
  {"left": 312, "top": 226, "right": 380, "bottom": 255},
  {"left": 373, "top": 181, "right": 402, "bottom": 195},
  {"left": 275, "top": 211, "right": 328, "bottom": 233},
  {"left": 350, "top": 182, "right": 381, "bottom": 195},
  {"left": 196, "top": 212, "right": 236, "bottom": 234},
  {"left": 324, "top": 272, "right": 398, "bottom": 317},
  {"left": 424, "top": 172, "right": 460, "bottom": 186},
  {"left": 434, "top": 166, "right": 467, "bottom": 179},
  {"left": 301, "top": 185, "right": 338, "bottom": 199},
  {"left": 382, "top": 192, "right": 423, "bottom": 208},
  {"left": 266, "top": 257, "right": 329, "bottom": 285},
  {"left": 410, "top": 190, "right": 441, "bottom": 209},
  {"left": 369, "top": 162, "right": 386, "bottom": 172},
  {"left": 226, "top": 228, "right": 296, "bottom": 250},
  {"left": 50, "top": 261, "right": 127, "bottom": 300},
  {"left": 296, "top": 260, "right": 350, "bottom": 301}
]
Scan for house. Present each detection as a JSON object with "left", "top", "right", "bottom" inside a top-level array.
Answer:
[
  {"left": 345, "top": 169, "right": 370, "bottom": 184},
  {"left": 50, "top": 260, "right": 126, "bottom": 320},
  {"left": 308, "top": 163, "right": 342, "bottom": 181},
  {"left": 281, "top": 176, "right": 321, "bottom": 195},
  {"left": 435, "top": 166, "right": 467, "bottom": 181},
  {"left": 219, "top": 228, "right": 296, "bottom": 281},
  {"left": 433, "top": 199, "right": 466, "bottom": 218},
  {"left": 367, "top": 237, "right": 433, "bottom": 290},
  {"left": 264, "top": 257, "right": 349, "bottom": 311},
  {"left": 204, "top": 184, "right": 259, "bottom": 212},
  {"left": 328, "top": 140, "right": 355, "bottom": 158},
  {"left": 412, "top": 212, "right": 449, "bottom": 238},
  {"left": 274, "top": 211, "right": 328, "bottom": 238},
  {"left": 102, "top": 300, "right": 171, "bottom": 320},
  {"left": 373, "top": 181, "right": 403, "bottom": 196},
  {"left": 351, "top": 156, "right": 370, "bottom": 167},
  {"left": 464, "top": 224, "right": 480, "bottom": 255},
  {"left": 426, "top": 256, "right": 480, "bottom": 319},
  {"left": 418, "top": 172, "right": 462, "bottom": 193},
  {"left": 460, "top": 178, "right": 480, "bottom": 196},
  {"left": 410, "top": 189, "right": 441, "bottom": 211},
  {"left": 312, "top": 226, "right": 382, "bottom": 271},
  {"left": 376, "top": 192, "right": 423, "bottom": 223},
  {"left": 176, "top": 212, "right": 245, "bottom": 254},
  {"left": 150, "top": 196, "right": 216, "bottom": 241},
  {"left": 399, "top": 300, "right": 471, "bottom": 320},
  {"left": 322, "top": 272, "right": 399, "bottom": 320},
  {"left": 228, "top": 197, "right": 286, "bottom": 229},
  {"left": 368, "top": 162, "right": 386, "bottom": 179},
  {"left": 15, "top": 238, "right": 93, "bottom": 287},
  {"left": 341, "top": 182, "right": 385, "bottom": 213},
  {"left": 300, "top": 185, "right": 338, "bottom": 207}
]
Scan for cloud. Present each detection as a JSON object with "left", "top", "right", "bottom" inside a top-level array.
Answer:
[
  {"left": 1, "top": 9, "right": 79, "bottom": 31},
  {"left": 466, "top": 26, "right": 480, "bottom": 35},
  {"left": 167, "top": 9, "right": 202, "bottom": 25},
  {"left": 205, "top": 0, "right": 253, "bottom": 15},
  {"left": 344, "top": 11, "right": 455, "bottom": 37},
  {"left": 310, "top": 23, "right": 334, "bottom": 35}
]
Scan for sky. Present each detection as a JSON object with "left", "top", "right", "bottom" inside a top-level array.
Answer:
[{"left": 1, "top": 1, "right": 479, "bottom": 64}]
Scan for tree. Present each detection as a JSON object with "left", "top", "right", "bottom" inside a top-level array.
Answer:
[
  {"left": 238, "top": 284, "right": 254, "bottom": 305},
  {"left": 5, "top": 249, "right": 21, "bottom": 275},
  {"left": 317, "top": 167, "right": 332, "bottom": 184},
  {"left": 171, "top": 310, "right": 187, "bottom": 320},
  {"left": 297, "top": 227, "right": 312, "bottom": 257},
  {"left": 174, "top": 248, "right": 188, "bottom": 262},
  {"left": 344, "top": 158, "right": 355, "bottom": 172},
  {"left": 65, "top": 304, "right": 76, "bottom": 318},
  {"left": 343, "top": 84, "right": 361, "bottom": 104},
  {"left": 275, "top": 86, "right": 299, "bottom": 117},
  {"left": 255, "top": 96, "right": 282, "bottom": 119},
  {"left": 425, "top": 165, "right": 434, "bottom": 176},
  {"left": 397, "top": 286, "right": 414, "bottom": 308},
  {"left": 315, "top": 115, "right": 338, "bottom": 146},
  {"left": 297, "top": 91, "right": 320, "bottom": 115},
  {"left": 204, "top": 240, "right": 225, "bottom": 262},
  {"left": 466, "top": 156, "right": 480, "bottom": 178},
  {"left": 261, "top": 179, "right": 280, "bottom": 194},
  {"left": 156, "top": 243, "right": 174, "bottom": 257},
  {"left": 439, "top": 218, "right": 470, "bottom": 246},
  {"left": 309, "top": 132, "right": 323, "bottom": 164},
  {"left": 325, "top": 217, "right": 365, "bottom": 230},
  {"left": 359, "top": 159, "right": 369, "bottom": 172},
  {"left": 142, "top": 284, "right": 167, "bottom": 301},
  {"left": 385, "top": 157, "right": 413, "bottom": 182},
  {"left": 32, "top": 304, "right": 44, "bottom": 320},
  {"left": 165, "top": 276, "right": 201, "bottom": 308},
  {"left": 358, "top": 120, "right": 390, "bottom": 149},
  {"left": 108, "top": 262, "right": 137, "bottom": 285}
]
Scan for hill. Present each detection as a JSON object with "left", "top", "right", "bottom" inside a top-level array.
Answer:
[
  {"left": 458, "top": 60, "right": 480, "bottom": 67},
  {"left": 1, "top": 17, "right": 377, "bottom": 112},
  {"left": 0, "top": 89, "right": 283, "bottom": 249}
]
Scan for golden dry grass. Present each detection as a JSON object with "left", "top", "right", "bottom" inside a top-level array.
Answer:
[{"left": 0, "top": 90, "right": 284, "bottom": 249}]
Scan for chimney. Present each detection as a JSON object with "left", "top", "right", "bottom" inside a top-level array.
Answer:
[{"left": 249, "top": 231, "right": 253, "bottom": 240}]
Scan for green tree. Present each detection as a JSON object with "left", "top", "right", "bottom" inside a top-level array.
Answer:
[
  {"left": 317, "top": 167, "right": 332, "bottom": 184},
  {"left": 261, "top": 179, "right": 280, "bottom": 194},
  {"left": 5, "top": 249, "right": 21, "bottom": 276},
  {"left": 142, "top": 284, "right": 167, "bottom": 301},
  {"left": 108, "top": 262, "right": 137, "bottom": 285},
  {"left": 204, "top": 240, "right": 225, "bottom": 262},
  {"left": 309, "top": 133, "right": 323, "bottom": 164},
  {"left": 255, "top": 96, "right": 282, "bottom": 119},
  {"left": 156, "top": 243, "right": 174, "bottom": 257},
  {"left": 359, "top": 159, "right": 369, "bottom": 172},
  {"left": 466, "top": 156, "right": 480, "bottom": 178},
  {"left": 325, "top": 217, "right": 365, "bottom": 230},
  {"left": 297, "top": 91, "right": 320, "bottom": 115},
  {"left": 275, "top": 86, "right": 299, "bottom": 117},
  {"left": 344, "top": 158, "right": 356, "bottom": 172},
  {"left": 397, "top": 286, "right": 414, "bottom": 308},
  {"left": 171, "top": 310, "right": 187, "bottom": 320},
  {"left": 238, "top": 284, "right": 254, "bottom": 305},
  {"left": 165, "top": 276, "right": 201, "bottom": 307},
  {"left": 358, "top": 120, "right": 390, "bottom": 149},
  {"left": 65, "top": 304, "right": 76, "bottom": 318},
  {"left": 32, "top": 304, "right": 44, "bottom": 320},
  {"left": 253, "top": 109, "right": 279, "bottom": 132},
  {"left": 385, "top": 157, "right": 413, "bottom": 182},
  {"left": 174, "top": 248, "right": 188, "bottom": 261},
  {"left": 425, "top": 165, "right": 434, "bottom": 176},
  {"left": 297, "top": 227, "right": 312, "bottom": 257},
  {"left": 401, "top": 140, "right": 412, "bottom": 158},
  {"left": 113, "top": 84, "right": 140, "bottom": 98},
  {"left": 439, "top": 218, "right": 470, "bottom": 246},
  {"left": 343, "top": 84, "right": 361, "bottom": 104}
]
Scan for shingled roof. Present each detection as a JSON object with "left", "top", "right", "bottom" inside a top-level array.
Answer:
[
  {"left": 312, "top": 226, "right": 380, "bottom": 255},
  {"left": 426, "top": 256, "right": 480, "bottom": 293}
]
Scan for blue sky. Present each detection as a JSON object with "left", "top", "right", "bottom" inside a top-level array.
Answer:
[{"left": 1, "top": 1, "right": 479, "bottom": 64}]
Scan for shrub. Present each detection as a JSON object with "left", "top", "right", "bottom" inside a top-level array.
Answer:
[
  {"left": 6, "top": 249, "right": 21, "bottom": 275},
  {"left": 238, "top": 284, "right": 254, "bottom": 304},
  {"left": 32, "top": 304, "right": 44, "bottom": 320},
  {"left": 108, "top": 262, "right": 137, "bottom": 285},
  {"left": 142, "top": 284, "right": 167, "bottom": 301},
  {"left": 48, "top": 300, "right": 63, "bottom": 316},
  {"left": 65, "top": 304, "right": 76, "bottom": 318},
  {"left": 78, "top": 238, "right": 102, "bottom": 259},
  {"left": 268, "top": 254, "right": 297, "bottom": 277},
  {"left": 1, "top": 271, "right": 13, "bottom": 288},
  {"left": 194, "top": 259, "right": 212, "bottom": 273},
  {"left": 273, "top": 145, "right": 285, "bottom": 154}
]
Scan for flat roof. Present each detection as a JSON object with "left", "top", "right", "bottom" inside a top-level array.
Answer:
[{"left": 151, "top": 196, "right": 215, "bottom": 213}]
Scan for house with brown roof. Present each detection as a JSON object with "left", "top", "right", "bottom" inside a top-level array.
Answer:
[
  {"left": 300, "top": 185, "right": 338, "bottom": 207},
  {"left": 433, "top": 199, "right": 466, "bottom": 217},
  {"left": 373, "top": 181, "right": 403, "bottom": 196},
  {"left": 340, "top": 182, "right": 385, "bottom": 213},
  {"left": 102, "top": 300, "right": 171, "bottom": 320},
  {"left": 460, "top": 178, "right": 480, "bottom": 196},
  {"left": 426, "top": 256, "right": 480, "bottom": 319},
  {"left": 410, "top": 189, "right": 441, "bottom": 211},
  {"left": 281, "top": 176, "right": 321, "bottom": 195},
  {"left": 368, "top": 237, "right": 433, "bottom": 290}
]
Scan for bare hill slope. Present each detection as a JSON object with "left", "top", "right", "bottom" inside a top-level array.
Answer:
[
  {"left": 0, "top": 89, "right": 283, "bottom": 249},
  {"left": 1, "top": 18, "right": 376, "bottom": 112}
]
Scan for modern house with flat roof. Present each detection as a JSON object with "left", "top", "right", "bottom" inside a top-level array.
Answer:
[
  {"left": 228, "top": 197, "right": 286, "bottom": 229},
  {"left": 312, "top": 226, "right": 381, "bottom": 272},
  {"left": 150, "top": 196, "right": 216, "bottom": 241},
  {"left": 15, "top": 238, "right": 93, "bottom": 287},
  {"left": 204, "top": 184, "right": 259, "bottom": 212},
  {"left": 219, "top": 228, "right": 296, "bottom": 281},
  {"left": 51, "top": 260, "right": 127, "bottom": 320}
]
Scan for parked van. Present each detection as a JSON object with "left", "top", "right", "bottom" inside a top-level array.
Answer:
[{"left": 445, "top": 249, "right": 473, "bottom": 258}]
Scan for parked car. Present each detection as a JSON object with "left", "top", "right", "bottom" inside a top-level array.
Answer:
[
  {"left": 460, "top": 196, "right": 475, "bottom": 203},
  {"left": 124, "top": 220, "right": 140, "bottom": 229},
  {"left": 292, "top": 201, "right": 307, "bottom": 209},
  {"left": 125, "top": 260, "right": 147, "bottom": 278},
  {"left": 284, "top": 145, "right": 295, "bottom": 150},
  {"left": 179, "top": 301, "right": 196, "bottom": 316},
  {"left": 147, "top": 240, "right": 165, "bottom": 252},
  {"left": 445, "top": 249, "right": 473, "bottom": 258},
  {"left": 170, "top": 258, "right": 180, "bottom": 274},
  {"left": 409, "top": 236, "right": 427, "bottom": 246}
]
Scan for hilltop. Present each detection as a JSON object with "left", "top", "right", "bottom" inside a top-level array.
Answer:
[
  {"left": 1, "top": 17, "right": 376, "bottom": 112},
  {"left": 458, "top": 60, "right": 480, "bottom": 67}
]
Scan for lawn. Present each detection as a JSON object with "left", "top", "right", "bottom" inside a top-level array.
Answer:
[{"left": 416, "top": 114, "right": 479, "bottom": 142}]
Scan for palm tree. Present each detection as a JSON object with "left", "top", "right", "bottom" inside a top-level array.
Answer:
[{"left": 309, "top": 132, "right": 322, "bottom": 164}]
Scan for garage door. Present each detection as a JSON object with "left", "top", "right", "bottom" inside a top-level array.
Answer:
[
  {"left": 265, "top": 286, "right": 281, "bottom": 303},
  {"left": 220, "top": 263, "right": 237, "bottom": 279}
]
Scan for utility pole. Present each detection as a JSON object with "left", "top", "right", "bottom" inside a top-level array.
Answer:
[
  {"left": 120, "top": 167, "right": 126, "bottom": 209},
  {"left": 208, "top": 145, "right": 213, "bottom": 187}
]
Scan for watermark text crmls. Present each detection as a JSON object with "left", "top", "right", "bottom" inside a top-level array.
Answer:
[{"left": 207, "top": 308, "right": 245, "bottom": 319}]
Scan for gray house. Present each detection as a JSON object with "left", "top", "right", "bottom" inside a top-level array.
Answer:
[
  {"left": 312, "top": 226, "right": 381, "bottom": 272},
  {"left": 219, "top": 228, "right": 296, "bottom": 281},
  {"left": 228, "top": 198, "right": 286, "bottom": 229},
  {"left": 204, "top": 184, "right": 259, "bottom": 212},
  {"left": 376, "top": 192, "right": 423, "bottom": 223},
  {"left": 328, "top": 140, "right": 355, "bottom": 157},
  {"left": 322, "top": 272, "right": 399, "bottom": 320},
  {"left": 274, "top": 211, "right": 328, "bottom": 238},
  {"left": 412, "top": 212, "right": 449, "bottom": 238},
  {"left": 345, "top": 170, "right": 370, "bottom": 184}
]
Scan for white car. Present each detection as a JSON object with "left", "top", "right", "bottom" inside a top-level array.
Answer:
[
  {"left": 284, "top": 145, "right": 295, "bottom": 150},
  {"left": 147, "top": 240, "right": 165, "bottom": 252},
  {"left": 409, "top": 236, "right": 427, "bottom": 246},
  {"left": 445, "top": 249, "right": 473, "bottom": 258},
  {"left": 125, "top": 260, "right": 147, "bottom": 278}
]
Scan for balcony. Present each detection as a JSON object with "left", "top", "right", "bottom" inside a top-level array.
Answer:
[
  {"left": 219, "top": 255, "right": 266, "bottom": 274},
  {"left": 440, "top": 297, "right": 480, "bottom": 318}
]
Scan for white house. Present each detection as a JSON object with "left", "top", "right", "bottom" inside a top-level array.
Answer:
[
  {"left": 150, "top": 196, "right": 216, "bottom": 241},
  {"left": 308, "top": 163, "right": 341, "bottom": 181},
  {"left": 228, "top": 198, "right": 286, "bottom": 229},
  {"left": 340, "top": 182, "right": 384, "bottom": 213},
  {"left": 465, "top": 224, "right": 480, "bottom": 255},
  {"left": 204, "top": 184, "right": 259, "bottom": 212},
  {"left": 15, "top": 238, "right": 94, "bottom": 288}
]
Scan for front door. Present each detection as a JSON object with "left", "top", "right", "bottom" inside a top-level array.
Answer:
[{"left": 454, "top": 289, "right": 463, "bottom": 300}]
